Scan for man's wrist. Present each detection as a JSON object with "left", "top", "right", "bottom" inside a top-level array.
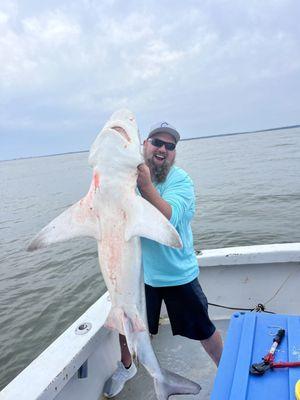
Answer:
[{"left": 139, "top": 181, "right": 155, "bottom": 197}]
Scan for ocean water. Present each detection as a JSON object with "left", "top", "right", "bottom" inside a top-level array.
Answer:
[{"left": 0, "top": 128, "right": 300, "bottom": 390}]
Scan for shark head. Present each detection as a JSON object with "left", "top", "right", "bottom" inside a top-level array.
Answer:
[{"left": 89, "top": 109, "right": 143, "bottom": 169}]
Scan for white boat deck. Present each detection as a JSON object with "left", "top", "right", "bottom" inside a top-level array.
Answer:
[
  {"left": 1, "top": 243, "right": 299, "bottom": 400},
  {"left": 114, "top": 319, "right": 230, "bottom": 400}
]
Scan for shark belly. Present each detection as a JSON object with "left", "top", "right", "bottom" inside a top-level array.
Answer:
[{"left": 97, "top": 198, "right": 147, "bottom": 335}]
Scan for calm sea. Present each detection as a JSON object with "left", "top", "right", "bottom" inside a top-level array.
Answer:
[{"left": 0, "top": 128, "right": 300, "bottom": 389}]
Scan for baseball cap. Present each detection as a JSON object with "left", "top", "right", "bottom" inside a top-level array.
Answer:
[{"left": 147, "top": 121, "right": 180, "bottom": 143}]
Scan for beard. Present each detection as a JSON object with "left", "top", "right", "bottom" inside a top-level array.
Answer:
[{"left": 144, "top": 153, "right": 175, "bottom": 183}]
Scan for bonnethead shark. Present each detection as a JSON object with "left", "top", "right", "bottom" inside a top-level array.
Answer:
[{"left": 28, "top": 109, "right": 201, "bottom": 399}]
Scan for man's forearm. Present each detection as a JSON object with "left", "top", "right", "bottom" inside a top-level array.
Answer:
[{"left": 139, "top": 183, "right": 172, "bottom": 220}]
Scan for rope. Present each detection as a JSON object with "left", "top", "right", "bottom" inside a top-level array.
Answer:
[
  {"left": 207, "top": 272, "right": 294, "bottom": 315},
  {"left": 208, "top": 302, "right": 275, "bottom": 314},
  {"left": 264, "top": 271, "right": 295, "bottom": 306}
]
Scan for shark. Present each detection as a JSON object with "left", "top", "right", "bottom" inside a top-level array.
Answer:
[{"left": 27, "top": 109, "right": 201, "bottom": 399}]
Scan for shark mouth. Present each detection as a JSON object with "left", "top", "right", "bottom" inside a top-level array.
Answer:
[{"left": 112, "top": 126, "right": 131, "bottom": 142}]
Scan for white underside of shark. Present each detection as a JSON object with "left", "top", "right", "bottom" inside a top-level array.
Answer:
[{"left": 28, "top": 109, "right": 201, "bottom": 399}]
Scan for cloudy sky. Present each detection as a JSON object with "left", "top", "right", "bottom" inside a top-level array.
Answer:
[{"left": 1, "top": 0, "right": 299, "bottom": 160}]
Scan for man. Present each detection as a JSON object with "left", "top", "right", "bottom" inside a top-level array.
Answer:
[{"left": 103, "top": 122, "right": 223, "bottom": 398}]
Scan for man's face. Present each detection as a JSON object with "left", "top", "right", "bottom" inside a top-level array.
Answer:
[{"left": 143, "top": 132, "right": 176, "bottom": 182}]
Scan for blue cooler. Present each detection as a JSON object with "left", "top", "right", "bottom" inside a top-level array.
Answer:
[{"left": 211, "top": 312, "right": 300, "bottom": 399}]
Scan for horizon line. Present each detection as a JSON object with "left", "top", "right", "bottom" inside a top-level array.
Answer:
[{"left": 2, "top": 123, "right": 299, "bottom": 163}]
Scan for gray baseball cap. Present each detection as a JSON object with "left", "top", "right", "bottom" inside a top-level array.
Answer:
[{"left": 147, "top": 121, "right": 180, "bottom": 143}]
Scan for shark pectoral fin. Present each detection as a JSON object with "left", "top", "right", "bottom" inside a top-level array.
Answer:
[
  {"left": 27, "top": 199, "right": 100, "bottom": 251},
  {"left": 125, "top": 197, "right": 182, "bottom": 248}
]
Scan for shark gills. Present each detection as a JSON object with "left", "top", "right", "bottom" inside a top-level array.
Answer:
[{"left": 28, "top": 109, "right": 201, "bottom": 399}]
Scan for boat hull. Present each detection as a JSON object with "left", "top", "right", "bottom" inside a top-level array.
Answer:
[{"left": 1, "top": 243, "right": 299, "bottom": 400}]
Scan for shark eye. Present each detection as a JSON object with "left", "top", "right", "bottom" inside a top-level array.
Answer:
[{"left": 112, "top": 126, "right": 131, "bottom": 142}]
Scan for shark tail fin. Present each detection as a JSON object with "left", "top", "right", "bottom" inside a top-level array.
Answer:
[
  {"left": 154, "top": 368, "right": 201, "bottom": 400},
  {"left": 128, "top": 325, "right": 201, "bottom": 400}
]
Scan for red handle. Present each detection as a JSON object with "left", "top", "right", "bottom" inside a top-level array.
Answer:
[{"left": 273, "top": 362, "right": 300, "bottom": 368}]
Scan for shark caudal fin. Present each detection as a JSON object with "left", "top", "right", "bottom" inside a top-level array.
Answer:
[
  {"left": 27, "top": 197, "right": 100, "bottom": 251},
  {"left": 125, "top": 196, "right": 182, "bottom": 248},
  {"left": 154, "top": 368, "right": 201, "bottom": 400},
  {"left": 129, "top": 326, "right": 200, "bottom": 400}
]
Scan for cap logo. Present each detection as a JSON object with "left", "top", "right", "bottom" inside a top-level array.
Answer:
[{"left": 160, "top": 122, "right": 169, "bottom": 128}]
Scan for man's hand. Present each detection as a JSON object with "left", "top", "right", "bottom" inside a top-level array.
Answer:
[
  {"left": 137, "top": 163, "right": 152, "bottom": 191},
  {"left": 137, "top": 163, "right": 172, "bottom": 220}
]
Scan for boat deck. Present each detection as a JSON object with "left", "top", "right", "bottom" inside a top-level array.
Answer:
[{"left": 114, "top": 319, "right": 229, "bottom": 400}]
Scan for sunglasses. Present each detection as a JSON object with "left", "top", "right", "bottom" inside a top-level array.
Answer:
[{"left": 148, "top": 138, "right": 176, "bottom": 151}]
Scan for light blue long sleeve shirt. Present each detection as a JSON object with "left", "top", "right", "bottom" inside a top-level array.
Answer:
[{"left": 141, "top": 166, "right": 199, "bottom": 287}]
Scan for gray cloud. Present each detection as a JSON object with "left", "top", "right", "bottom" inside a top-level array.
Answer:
[{"left": 1, "top": 0, "right": 300, "bottom": 159}]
